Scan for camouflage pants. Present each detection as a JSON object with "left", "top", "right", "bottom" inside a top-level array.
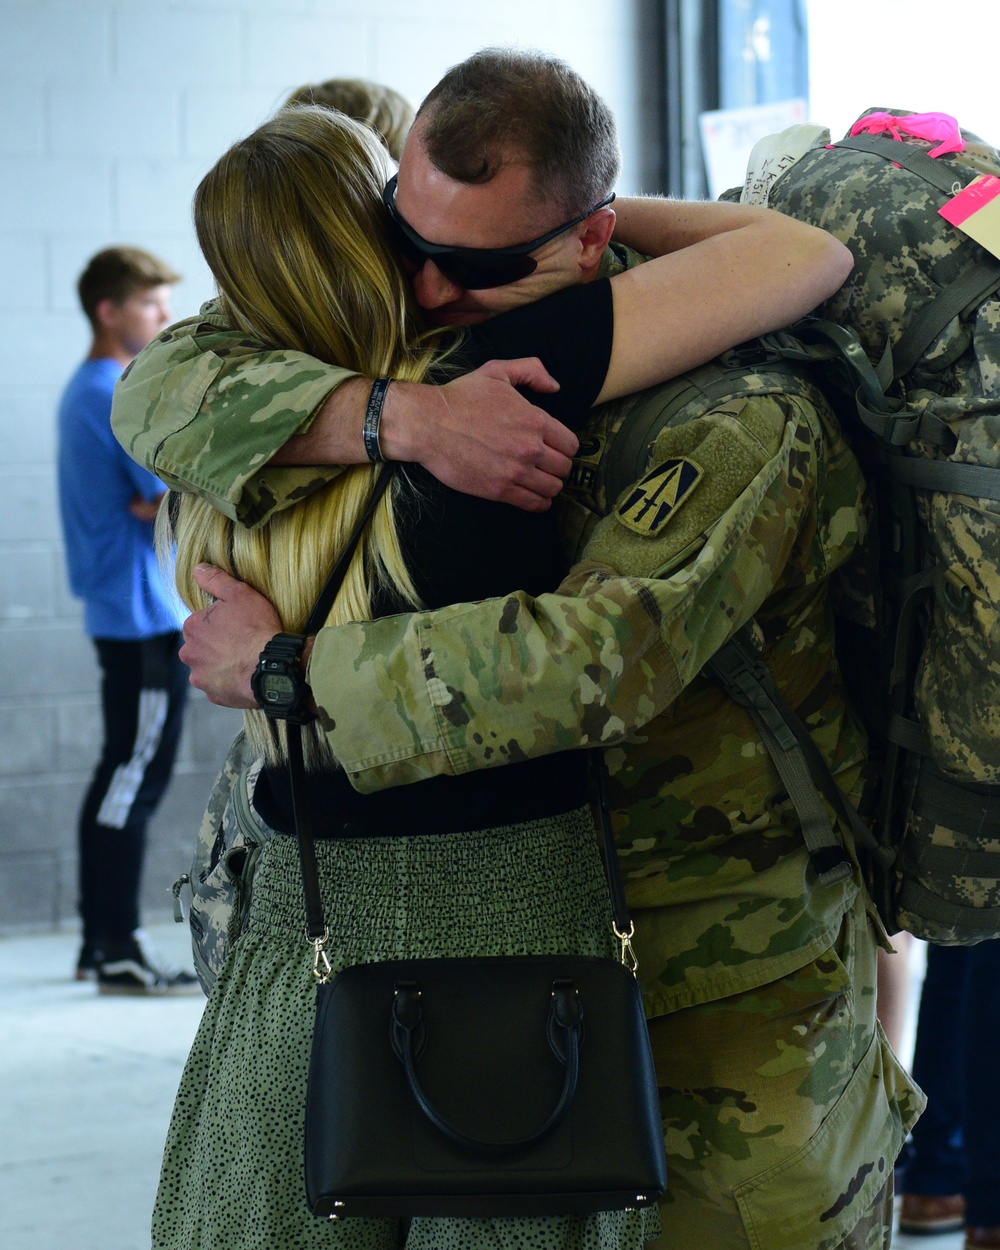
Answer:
[{"left": 643, "top": 890, "right": 923, "bottom": 1250}]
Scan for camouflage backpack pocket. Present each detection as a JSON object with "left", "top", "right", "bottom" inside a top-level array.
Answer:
[
  {"left": 886, "top": 760, "right": 1000, "bottom": 945},
  {"left": 173, "top": 741, "right": 274, "bottom": 994}
]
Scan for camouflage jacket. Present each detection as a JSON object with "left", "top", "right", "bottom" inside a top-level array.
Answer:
[
  {"left": 112, "top": 301, "right": 357, "bottom": 528},
  {"left": 309, "top": 391, "right": 870, "bottom": 1016},
  {"left": 112, "top": 255, "right": 869, "bottom": 1019}
]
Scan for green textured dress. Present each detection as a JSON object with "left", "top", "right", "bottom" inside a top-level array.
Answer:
[{"left": 152, "top": 812, "right": 661, "bottom": 1250}]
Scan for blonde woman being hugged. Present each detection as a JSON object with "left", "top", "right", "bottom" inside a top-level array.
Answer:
[{"left": 154, "top": 104, "right": 850, "bottom": 1250}]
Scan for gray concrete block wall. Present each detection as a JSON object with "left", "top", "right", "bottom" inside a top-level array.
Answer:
[{"left": 0, "top": 0, "right": 653, "bottom": 934}]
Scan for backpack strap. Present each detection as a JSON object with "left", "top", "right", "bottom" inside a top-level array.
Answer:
[
  {"left": 231, "top": 756, "right": 269, "bottom": 841},
  {"left": 891, "top": 257, "right": 1000, "bottom": 379},
  {"left": 781, "top": 319, "right": 1000, "bottom": 500},
  {"left": 832, "top": 133, "right": 1000, "bottom": 382},
  {"left": 897, "top": 761, "right": 1000, "bottom": 936},
  {"left": 770, "top": 317, "right": 911, "bottom": 442},
  {"left": 909, "top": 764, "right": 1000, "bottom": 841},
  {"left": 706, "top": 624, "right": 877, "bottom": 885},
  {"left": 833, "top": 133, "right": 965, "bottom": 194},
  {"left": 601, "top": 374, "right": 714, "bottom": 505},
  {"left": 770, "top": 317, "right": 895, "bottom": 412},
  {"left": 887, "top": 455, "right": 1000, "bottom": 501}
]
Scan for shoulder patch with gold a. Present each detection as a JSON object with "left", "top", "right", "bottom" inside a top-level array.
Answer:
[{"left": 614, "top": 457, "right": 703, "bottom": 536}]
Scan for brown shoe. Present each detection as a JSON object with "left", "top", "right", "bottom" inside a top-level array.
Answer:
[
  {"left": 966, "top": 1229, "right": 1000, "bottom": 1249},
  {"left": 899, "top": 1193, "right": 967, "bottom": 1235}
]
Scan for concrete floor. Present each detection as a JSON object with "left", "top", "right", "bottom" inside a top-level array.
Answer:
[
  {"left": 0, "top": 920, "right": 203, "bottom": 1250},
  {"left": 0, "top": 923, "right": 965, "bottom": 1250}
]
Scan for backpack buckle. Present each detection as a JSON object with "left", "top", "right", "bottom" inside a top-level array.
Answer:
[{"left": 719, "top": 338, "right": 782, "bottom": 369}]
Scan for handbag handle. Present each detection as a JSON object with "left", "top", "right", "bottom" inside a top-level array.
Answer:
[
  {"left": 287, "top": 463, "right": 638, "bottom": 974},
  {"left": 389, "top": 979, "right": 582, "bottom": 1153}
]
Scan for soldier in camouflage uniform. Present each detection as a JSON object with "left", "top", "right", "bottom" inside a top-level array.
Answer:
[{"left": 113, "top": 51, "right": 922, "bottom": 1250}]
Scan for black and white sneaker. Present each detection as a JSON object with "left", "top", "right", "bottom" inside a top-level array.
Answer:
[
  {"left": 75, "top": 943, "right": 103, "bottom": 982},
  {"left": 97, "top": 930, "right": 199, "bottom": 996}
]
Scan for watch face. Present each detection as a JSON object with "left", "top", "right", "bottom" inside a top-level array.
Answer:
[
  {"left": 261, "top": 673, "right": 296, "bottom": 706},
  {"left": 254, "top": 634, "right": 313, "bottom": 722}
]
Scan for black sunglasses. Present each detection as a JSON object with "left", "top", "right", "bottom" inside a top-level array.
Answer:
[{"left": 381, "top": 173, "right": 616, "bottom": 290}]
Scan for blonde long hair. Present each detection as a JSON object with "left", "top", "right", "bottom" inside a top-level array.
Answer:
[{"left": 168, "top": 107, "right": 451, "bottom": 765}]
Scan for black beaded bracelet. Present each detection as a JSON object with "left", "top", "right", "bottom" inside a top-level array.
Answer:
[{"left": 363, "top": 377, "right": 391, "bottom": 464}]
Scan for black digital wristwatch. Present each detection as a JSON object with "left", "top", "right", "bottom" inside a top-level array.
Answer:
[{"left": 251, "top": 632, "right": 315, "bottom": 724}]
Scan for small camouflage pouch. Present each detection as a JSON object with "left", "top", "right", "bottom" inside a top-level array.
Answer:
[{"left": 172, "top": 735, "right": 274, "bottom": 994}]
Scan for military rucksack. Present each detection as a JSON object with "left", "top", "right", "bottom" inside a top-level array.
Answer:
[
  {"left": 764, "top": 110, "right": 1000, "bottom": 943},
  {"left": 596, "top": 109, "right": 1000, "bottom": 944},
  {"left": 171, "top": 734, "right": 273, "bottom": 994}
]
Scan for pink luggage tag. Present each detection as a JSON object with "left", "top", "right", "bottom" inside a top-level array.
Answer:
[
  {"left": 939, "top": 174, "right": 1000, "bottom": 260},
  {"left": 850, "top": 111, "right": 966, "bottom": 157}
]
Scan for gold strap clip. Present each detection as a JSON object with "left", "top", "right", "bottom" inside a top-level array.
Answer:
[
  {"left": 613, "top": 921, "right": 639, "bottom": 976},
  {"left": 308, "top": 928, "right": 333, "bottom": 983}
]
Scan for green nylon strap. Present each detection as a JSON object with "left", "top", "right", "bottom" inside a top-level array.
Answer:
[
  {"left": 911, "top": 763, "right": 1000, "bottom": 837},
  {"left": 833, "top": 133, "right": 1000, "bottom": 380},
  {"left": 912, "top": 411, "right": 961, "bottom": 451},
  {"left": 774, "top": 318, "right": 908, "bottom": 444},
  {"left": 780, "top": 317, "right": 896, "bottom": 414},
  {"left": 708, "top": 627, "right": 858, "bottom": 884},
  {"left": 853, "top": 391, "right": 900, "bottom": 442},
  {"left": 888, "top": 712, "right": 933, "bottom": 756},
  {"left": 888, "top": 454, "right": 1000, "bottom": 501},
  {"left": 892, "top": 258, "right": 1000, "bottom": 378},
  {"left": 855, "top": 406, "right": 954, "bottom": 450},
  {"left": 710, "top": 627, "right": 883, "bottom": 861},
  {"left": 897, "top": 878, "right": 1000, "bottom": 930},
  {"left": 888, "top": 570, "right": 934, "bottom": 690},
  {"left": 910, "top": 842, "right": 1000, "bottom": 878},
  {"left": 833, "top": 133, "right": 965, "bottom": 196},
  {"left": 873, "top": 339, "right": 896, "bottom": 391},
  {"left": 600, "top": 356, "right": 810, "bottom": 505}
]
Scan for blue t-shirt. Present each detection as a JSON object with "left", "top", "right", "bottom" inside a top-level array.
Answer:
[{"left": 57, "top": 356, "right": 185, "bottom": 640}]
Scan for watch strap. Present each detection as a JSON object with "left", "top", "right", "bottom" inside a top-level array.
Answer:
[
  {"left": 260, "top": 631, "right": 307, "bottom": 667},
  {"left": 253, "top": 631, "right": 313, "bottom": 724}
]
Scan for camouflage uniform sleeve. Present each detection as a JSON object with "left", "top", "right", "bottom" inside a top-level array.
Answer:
[
  {"left": 111, "top": 300, "right": 357, "bottom": 527},
  {"left": 311, "top": 394, "right": 851, "bottom": 792}
]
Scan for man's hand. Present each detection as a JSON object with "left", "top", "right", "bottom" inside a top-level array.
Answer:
[
  {"left": 384, "top": 358, "right": 579, "bottom": 512},
  {"left": 270, "top": 358, "right": 579, "bottom": 512},
  {"left": 179, "top": 565, "right": 282, "bottom": 708}
]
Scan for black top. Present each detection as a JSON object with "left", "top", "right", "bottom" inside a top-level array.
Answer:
[{"left": 254, "top": 277, "right": 614, "bottom": 839}]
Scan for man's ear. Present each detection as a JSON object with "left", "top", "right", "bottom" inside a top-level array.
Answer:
[
  {"left": 577, "top": 207, "right": 616, "bottom": 275},
  {"left": 94, "top": 296, "right": 122, "bottom": 331}
]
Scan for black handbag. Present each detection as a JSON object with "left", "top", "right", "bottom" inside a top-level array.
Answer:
[{"left": 287, "top": 467, "right": 666, "bottom": 1220}]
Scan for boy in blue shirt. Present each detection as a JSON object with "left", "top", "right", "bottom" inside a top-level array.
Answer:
[{"left": 58, "top": 246, "right": 195, "bottom": 993}]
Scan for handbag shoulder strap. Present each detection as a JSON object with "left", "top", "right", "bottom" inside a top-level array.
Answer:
[
  {"left": 288, "top": 463, "right": 637, "bottom": 976},
  {"left": 590, "top": 752, "right": 639, "bottom": 971},
  {"left": 289, "top": 464, "right": 397, "bottom": 957}
]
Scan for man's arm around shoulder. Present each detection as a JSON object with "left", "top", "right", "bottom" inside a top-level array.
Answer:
[
  {"left": 111, "top": 302, "right": 357, "bottom": 525},
  {"left": 113, "top": 302, "right": 579, "bottom": 522}
]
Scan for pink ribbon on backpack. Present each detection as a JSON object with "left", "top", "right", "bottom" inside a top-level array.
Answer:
[{"left": 850, "top": 111, "right": 966, "bottom": 158}]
